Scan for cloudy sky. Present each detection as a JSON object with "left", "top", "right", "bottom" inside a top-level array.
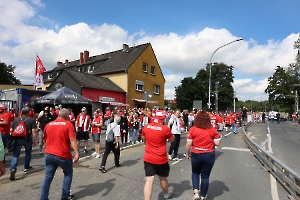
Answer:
[{"left": 1, "top": 0, "right": 299, "bottom": 101}]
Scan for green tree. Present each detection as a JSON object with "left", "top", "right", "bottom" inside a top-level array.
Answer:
[
  {"left": 175, "top": 62, "right": 234, "bottom": 112},
  {"left": 0, "top": 61, "right": 21, "bottom": 84}
]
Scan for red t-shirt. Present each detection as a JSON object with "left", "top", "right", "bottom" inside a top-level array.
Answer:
[
  {"left": 44, "top": 118, "right": 76, "bottom": 159},
  {"left": 91, "top": 116, "right": 103, "bottom": 134},
  {"left": 142, "top": 122, "right": 173, "bottom": 164},
  {"left": 225, "top": 115, "right": 232, "bottom": 125},
  {"left": 0, "top": 112, "right": 12, "bottom": 134},
  {"left": 187, "top": 127, "right": 219, "bottom": 154},
  {"left": 231, "top": 114, "right": 236, "bottom": 123},
  {"left": 216, "top": 116, "right": 223, "bottom": 124},
  {"left": 210, "top": 115, "right": 217, "bottom": 129},
  {"left": 76, "top": 114, "right": 91, "bottom": 132}
]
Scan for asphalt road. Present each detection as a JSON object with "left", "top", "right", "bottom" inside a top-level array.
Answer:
[
  {"left": 246, "top": 120, "right": 300, "bottom": 175},
  {"left": 0, "top": 128, "right": 290, "bottom": 200}
]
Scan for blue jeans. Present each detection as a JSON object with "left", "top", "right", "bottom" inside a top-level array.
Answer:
[
  {"left": 191, "top": 151, "right": 215, "bottom": 197},
  {"left": 40, "top": 154, "right": 73, "bottom": 200},
  {"left": 131, "top": 129, "right": 138, "bottom": 144},
  {"left": 232, "top": 123, "right": 236, "bottom": 133},
  {"left": 10, "top": 137, "right": 33, "bottom": 171}
]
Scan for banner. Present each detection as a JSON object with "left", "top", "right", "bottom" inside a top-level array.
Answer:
[{"left": 34, "top": 55, "right": 46, "bottom": 86}]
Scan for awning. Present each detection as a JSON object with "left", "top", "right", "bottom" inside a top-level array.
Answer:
[
  {"left": 132, "top": 98, "right": 159, "bottom": 104},
  {"left": 99, "top": 101, "right": 129, "bottom": 107}
]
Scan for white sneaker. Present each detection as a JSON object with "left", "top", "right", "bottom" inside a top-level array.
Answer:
[
  {"left": 164, "top": 186, "right": 174, "bottom": 199},
  {"left": 91, "top": 152, "right": 97, "bottom": 156},
  {"left": 136, "top": 141, "right": 140, "bottom": 143},
  {"left": 193, "top": 193, "right": 200, "bottom": 200},
  {"left": 168, "top": 154, "right": 172, "bottom": 160},
  {"left": 95, "top": 154, "right": 100, "bottom": 159}
]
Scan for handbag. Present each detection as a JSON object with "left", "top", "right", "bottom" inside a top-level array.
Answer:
[
  {"left": 6, "top": 135, "right": 16, "bottom": 152},
  {"left": 106, "top": 124, "right": 117, "bottom": 143}
]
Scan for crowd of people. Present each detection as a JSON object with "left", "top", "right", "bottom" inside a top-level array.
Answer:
[{"left": 1, "top": 102, "right": 257, "bottom": 200}]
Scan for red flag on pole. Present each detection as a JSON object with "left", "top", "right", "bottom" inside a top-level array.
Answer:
[{"left": 34, "top": 55, "right": 46, "bottom": 86}]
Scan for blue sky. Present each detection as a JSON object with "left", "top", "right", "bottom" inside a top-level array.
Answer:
[{"left": 1, "top": 0, "right": 299, "bottom": 101}]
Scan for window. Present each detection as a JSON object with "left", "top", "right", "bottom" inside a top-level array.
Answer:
[
  {"left": 143, "top": 63, "right": 148, "bottom": 73},
  {"left": 136, "top": 80, "right": 144, "bottom": 91},
  {"left": 47, "top": 73, "right": 53, "bottom": 79},
  {"left": 154, "top": 84, "right": 160, "bottom": 95},
  {"left": 151, "top": 66, "right": 155, "bottom": 75},
  {"left": 87, "top": 65, "right": 94, "bottom": 73},
  {"left": 78, "top": 67, "right": 82, "bottom": 72}
]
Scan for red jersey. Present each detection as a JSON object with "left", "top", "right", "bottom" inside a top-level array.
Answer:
[
  {"left": 69, "top": 113, "right": 75, "bottom": 122},
  {"left": 10, "top": 111, "right": 19, "bottom": 121},
  {"left": 187, "top": 127, "right": 219, "bottom": 154},
  {"left": 231, "top": 114, "right": 236, "bottom": 123},
  {"left": 44, "top": 118, "right": 76, "bottom": 159},
  {"left": 210, "top": 115, "right": 217, "bottom": 129},
  {"left": 0, "top": 112, "right": 11, "bottom": 134},
  {"left": 91, "top": 116, "right": 103, "bottom": 134},
  {"left": 104, "top": 110, "right": 111, "bottom": 119},
  {"left": 225, "top": 115, "right": 232, "bottom": 125},
  {"left": 76, "top": 114, "right": 91, "bottom": 132},
  {"left": 142, "top": 122, "right": 173, "bottom": 164},
  {"left": 127, "top": 115, "right": 133, "bottom": 128},
  {"left": 216, "top": 115, "right": 223, "bottom": 124}
]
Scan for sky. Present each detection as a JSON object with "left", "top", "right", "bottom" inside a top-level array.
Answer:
[{"left": 1, "top": 0, "right": 300, "bottom": 102}]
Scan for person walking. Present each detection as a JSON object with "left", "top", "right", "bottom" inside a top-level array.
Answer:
[
  {"left": 186, "top": 111, "right": 220, "bottom": 200},
  {"left": 142, "top": 112, "right": 175, "bottom": 200},
  {"left": 131, "top": 112, "right": 140, "bottom": 144},
  {"left": 91, "top": 110, "right": 103, "bottom": 158},
  {"left": 10, "top": 107, "right": 38, "bottom": 181},
  {"left": 99, "top": 115, "right": 121, "bottom": 173},
  {"left": 40, "top": 108, "right": 79, "bottom": 200},
  {"left": 0, "top": 104, "right": 12, "bottom": 164},
  {"left": 168, "top": 110, "right": 183, "bottom": 161},
  {"left": 75, "top": 107, "right": 91, "bottom": 154},
  {"left": 37, "top": 107, "right": 55, "bottom": 155}
]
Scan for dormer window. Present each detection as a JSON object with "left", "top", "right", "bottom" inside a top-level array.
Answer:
[
  {"left": 78, "top": 67, "right": 83, "bottom": 72},
  {"left": 143, "top": 63, "right": 148, "bottom": 73},
  {"left": 48, "top": 73, "right": 53, "bottom": 79},
  {"left": 87, "top": 65, "right": 94, "bottom": 74},
  {"left": 151, "top": 66, "right": 155, "bottom": 76}
]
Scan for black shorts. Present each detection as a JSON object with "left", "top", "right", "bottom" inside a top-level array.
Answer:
[
  {"left": 225, "top": 124, "right": 231, "bottom": 127},
  {"left": 242, "top": 116, "right": 247, "bottom": 121},
  {"left": 144, "top": 161, "right": 170, "bottom": 177},
  {"left": 76, "top": 131, "right": 90, "bottom": 140}
]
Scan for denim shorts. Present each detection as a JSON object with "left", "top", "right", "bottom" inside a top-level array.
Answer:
[{"left": 91, "top": 133, "right": 100, "bottom": 142}]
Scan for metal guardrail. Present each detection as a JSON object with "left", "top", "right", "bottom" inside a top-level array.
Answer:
[{"left": 243, "top": 122, "right": 300, "bottom": 200}]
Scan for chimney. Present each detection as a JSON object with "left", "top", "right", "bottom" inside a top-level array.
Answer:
[
  {"left": 83, "top": 50, "right": 89, "bottom": 63},
  {"left": 80, "top": 52, "right": 84, "bottom": 64},
  {"left": 65, "top": 59, "right": 69, "bottom": 64},
  {"left": 123, "top": 44, "right": 129, "bottom": 51},
  {"left": 57, "top": 61, "right": 63, "bottom": 66}
]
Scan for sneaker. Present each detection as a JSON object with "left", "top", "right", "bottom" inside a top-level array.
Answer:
[
  {"left": 99, "top": 166, "right": 106, "bottom": 173},
  {"left": 91, "top": 152, "right": 97, "bottom": 156},
  {"left": 164, "top": 185, "right": 174, "bottom": 199},
  {"left": 193, "top": 193, "right": 200, "bottom": 200},
  {"left": 115, "top": 164, "right": 121, "bottom": 168},
  {"left": 61, "top": 194, "right": 75, "bottom": 200},
  {"left": 39, "top": 152, "right": 43, "bottom": 155},
  {"left": 183, "top": 153, "right": 187, "bottom": 157},
  {"left": 24, "top": 166, "right": 33, "bottom": 172},
  {"left": 95, "top": 154, "right": 100, "bottom": 159},
  {"left": 168, "top": 154, "right": 172, "bottom": 160},
  {"left": 84, "top": 149, "right": 88, "bottom": 154},
  {"left": 10, "top": 169, "right": 16, "bottom": 181},
  {"left": 136, "top": 141, "right": 140, "bottom": 144}
]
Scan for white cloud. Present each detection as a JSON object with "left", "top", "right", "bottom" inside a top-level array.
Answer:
[{"left": 0, "top": 0, "right": 298, "bottom": 103}]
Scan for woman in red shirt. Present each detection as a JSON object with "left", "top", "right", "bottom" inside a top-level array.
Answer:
[{"left": 186, "top": 111, "right": 220, "bottom": 200}]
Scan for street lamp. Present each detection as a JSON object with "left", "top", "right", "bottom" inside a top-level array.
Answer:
[
  {"left": 233, "top": 85, "right": 246, "bottom": 112},
  {"left": 208, "top": 38, "right": 243, "bottom": 108}
]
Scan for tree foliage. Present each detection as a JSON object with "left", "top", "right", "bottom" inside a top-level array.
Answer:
[
  {"left": 265, "top": 35, "right": 300, "bottom": 114},
  {"left": 0, "top": 61, "right": 21, "bottom": 84},
  {"left": 175, "top": 62, "right": 234, "bottom": 111}
]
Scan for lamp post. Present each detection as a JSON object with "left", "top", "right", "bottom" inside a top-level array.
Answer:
[
  {"left": 233, "top": 85, "right": 246, "bottom": 113},
  {"left": 208, "top": 38, "right": 243, "bottom": 108}
]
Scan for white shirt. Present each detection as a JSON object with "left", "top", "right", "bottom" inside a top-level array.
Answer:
[
  {"left": 169, "top": 116, "right": 181, "bottom": 134},
  {"left": 106, "top": 122, "right": 120, "bottom": 140}
]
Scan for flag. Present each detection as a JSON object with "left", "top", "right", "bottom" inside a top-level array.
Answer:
[{"left": 34, "top": 55, "right": 46, "bottom": 86}]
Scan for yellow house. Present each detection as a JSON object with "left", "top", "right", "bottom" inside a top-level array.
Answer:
[{"left": 42, "top": 43, "right": 165, "bottom": 109}]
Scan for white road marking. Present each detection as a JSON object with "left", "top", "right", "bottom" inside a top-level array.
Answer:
[
  {"left": 270, "top": 174, "right": 279, "bottom": 200},
  {"left": 221, "top": 147, "right": 249, "bottom": 152},
  {"left": 267, "top": 126, "right": 273, "bottom": 153}
]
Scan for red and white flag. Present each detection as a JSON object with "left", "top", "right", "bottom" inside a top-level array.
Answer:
[{"left": 34, "top": 55, "right": 46, "bottom": 86}]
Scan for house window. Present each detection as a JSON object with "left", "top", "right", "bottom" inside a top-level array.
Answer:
[
  {"left": 87, "top": 65, "right": 94, "bottom": 73},
  {"left": 143, "top": 63, "right": 148, "bottom": 73},
  {"left": 47, "top": 73, "right": 53, "bottom": 79},
  {"left": 78, "top": 67, "right": 82, "bottom": 72},
  {"left": 154, "top": 84, "right": 160, "bottom": 95},
  {"left": 136, "top": 80, "right": 144, "bottom": 91},
  {"left": 151, "top": 66, "right": 155, "bottom": 75}
]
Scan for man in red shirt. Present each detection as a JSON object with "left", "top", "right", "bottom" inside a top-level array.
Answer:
[
  {"left": 91, "top": 110, "right": 103, "bottom": 158},
  {"left": 10, "top": 108, "right": 18, "bottom": 121},
  {"left": 225, "top": 113, "right": 232, "bottom": 132},
  {"left": 0, "top": 104, "right": 11, "bottom": 163},
  {"left": 40, "top": 108, "right": 79, "bottom": 200},
  {"left": 142, "top": 113, "right": 175, "bottom": 200},
  {"left": 75, "top": 107, "right": 91, "bottom": 154}
]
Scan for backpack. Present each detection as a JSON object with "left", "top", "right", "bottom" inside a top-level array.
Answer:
[
  {"left": 12, "top": 117, "right": 28, "bottom": 137},
  {"left": 106, "top": 123, "right": 117, "bottom": 143}
]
